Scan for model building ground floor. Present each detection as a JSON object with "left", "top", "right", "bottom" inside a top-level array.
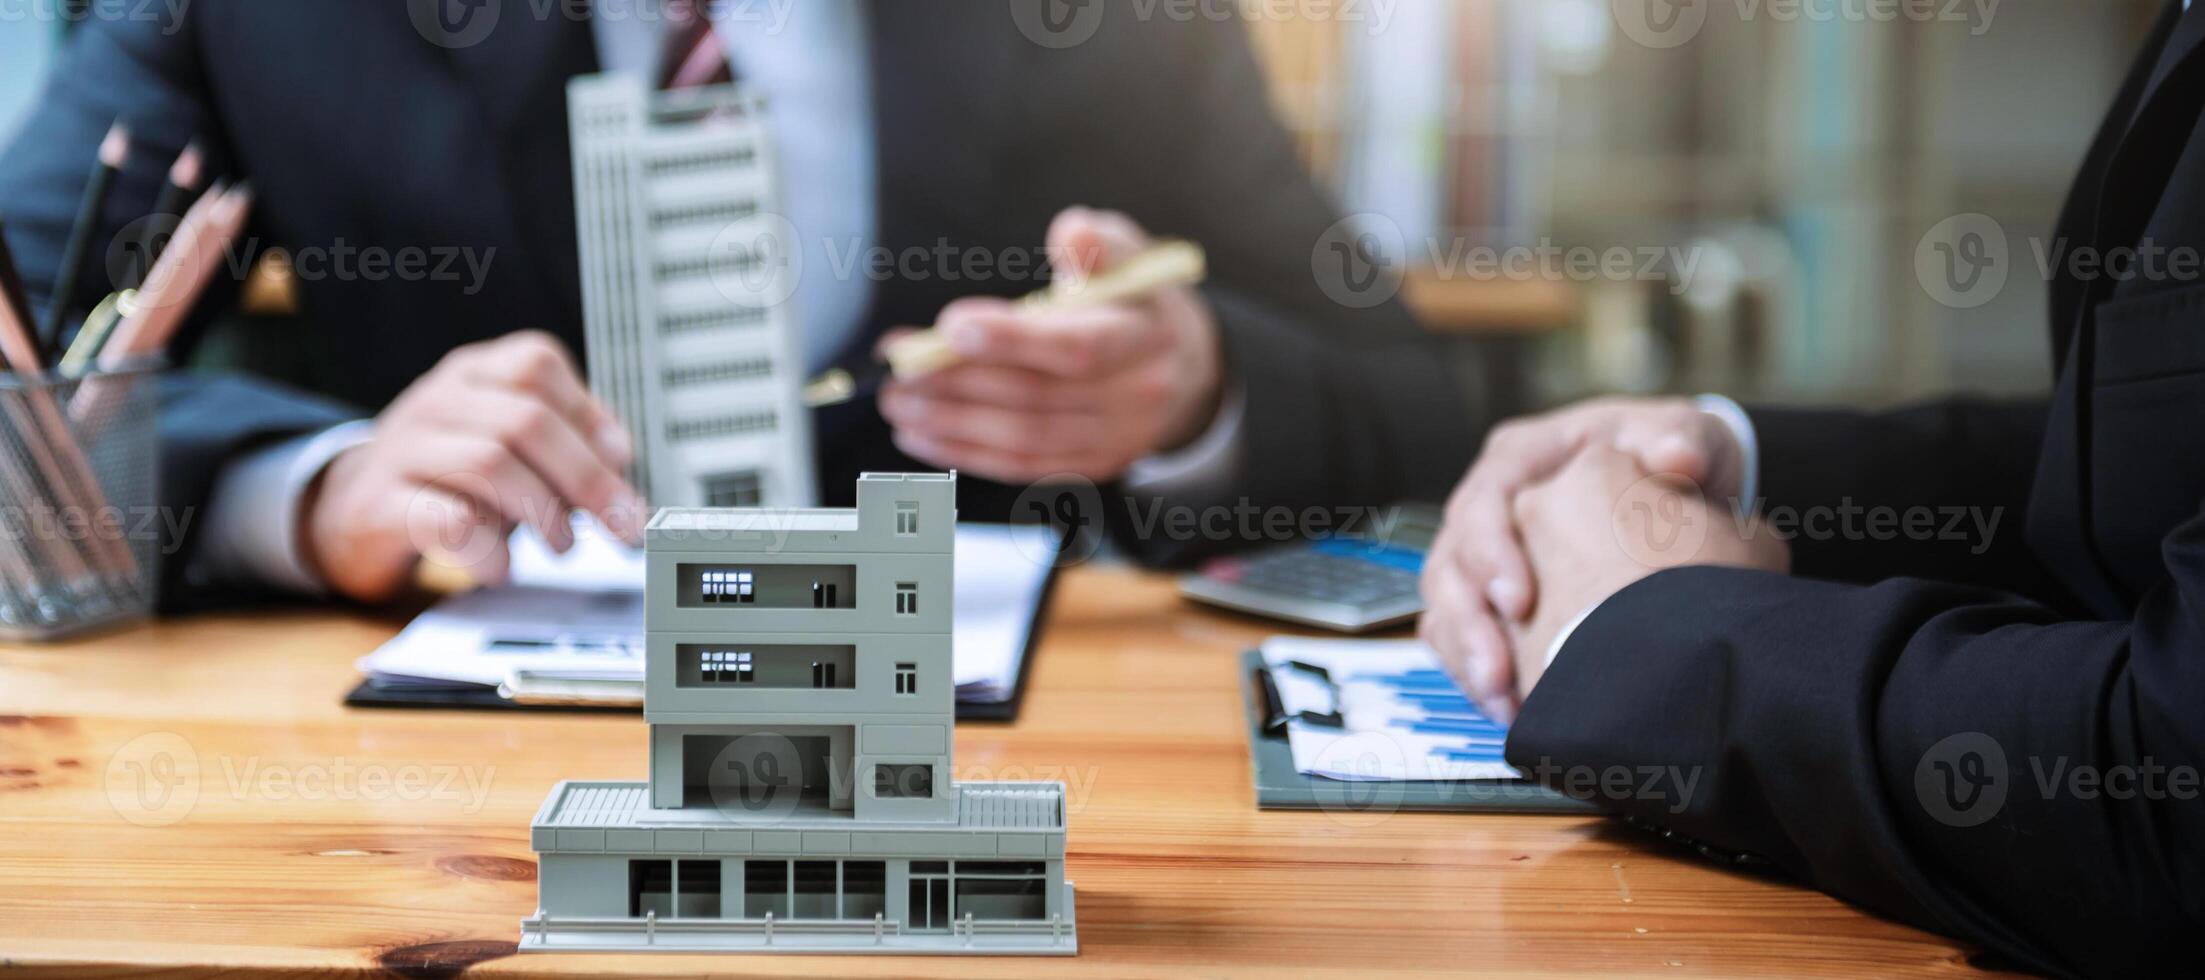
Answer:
[{"left": 521, "top": 780, "right": 1077, "bottom": 954}]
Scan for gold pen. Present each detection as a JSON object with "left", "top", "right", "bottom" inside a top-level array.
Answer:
[{"left": 803, "top": 239, "right": 1208, "bottom": 408}]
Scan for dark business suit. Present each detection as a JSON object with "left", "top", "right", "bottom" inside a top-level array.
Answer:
[
  {"left": 0, "top": 1, "right": 1483, "bottom": 605},
  {"left": 1509, "top": 4, "right": 2203, "bottom": 975}
]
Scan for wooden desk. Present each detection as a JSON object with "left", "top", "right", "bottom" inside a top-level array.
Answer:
[{"left": 0, "top": 567, "right": 2005, "bottom": 977}]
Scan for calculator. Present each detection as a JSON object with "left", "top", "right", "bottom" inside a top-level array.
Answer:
[{"left": 1178, "top": 505, "right": 1438, "bottom": 633}]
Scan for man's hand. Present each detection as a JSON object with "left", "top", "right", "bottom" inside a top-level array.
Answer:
[
  {"left": 300, "top": 331, "right": 643, "bottom": 603},
  {"left": 1496, "top": 443, "right": 1790, "bottom": 700},
  {"left": 878, "top": 206, "right": 1225, "bottom": 484},
  {"left": 1418, "top": 397, "right": 1749, "bottom": 720}
]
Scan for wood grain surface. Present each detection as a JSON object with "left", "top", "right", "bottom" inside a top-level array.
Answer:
[{"left": 0, "top": 565, "right": 2016, "bottom": 977}]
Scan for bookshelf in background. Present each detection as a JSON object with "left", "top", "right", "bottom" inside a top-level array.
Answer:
[{"left": 1245, "top": 3, "right": 1571, "bottom": 341}]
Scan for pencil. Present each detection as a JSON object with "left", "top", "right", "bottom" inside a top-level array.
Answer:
[
  {"left": 56, "top": 291, "right": 126, "bottom": 376},
  {"left": 69, "top": 182, "right": 250, "bottom": 438},
  {"left": 0, "top": 217, "right": 38, "bottom": 341},
  {"left": 95, "top": 181, "right": 252, "bottom": 367},
  {"left": 0, "top": 276, "right": 107, "bottom": 598},
  {"left": 879, "top": 239, "right": 1208, "bottom": 380},
  {"left": 45, "top": 122, "right": 131, "bottom": 361},
  {"left": 131, "top": 141, "right": 204, "bottom": 289},
  {"left": 0, "top": 236, "right": 50, "bottom": 376}
]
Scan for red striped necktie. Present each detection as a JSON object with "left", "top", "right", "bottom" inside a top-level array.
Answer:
[{"left": 656, "top": 0, "right": 735, "bottom": 90}]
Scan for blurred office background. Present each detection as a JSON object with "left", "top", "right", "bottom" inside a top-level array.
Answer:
[
  {"left": 1246, "top": 0, "right": 2163, "bottom": 405},
  {"left": 1, "top": 1, "right": 2165, "bottom": 406}
]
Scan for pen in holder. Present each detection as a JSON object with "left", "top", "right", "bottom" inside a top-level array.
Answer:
[{"left": 0, "top": 360, "right": 161, "bottom": 641}]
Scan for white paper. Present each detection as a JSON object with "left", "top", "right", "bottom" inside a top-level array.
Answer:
[
  {"left": 1262, "top": 636, "right": 1522, "bottom": 782},
  {"left": 361, "top": 523, "right": 1057, "bottom": 703}
]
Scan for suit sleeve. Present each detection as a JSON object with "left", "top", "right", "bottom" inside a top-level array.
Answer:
[
  {"left": 1505, "top": 522, "right": 2205, "bottom": 976},
  {"left": 1040, "top": 6, "right": 1490, "bottom": 563},
  {"left": 1748, "top": 400, "right": 2073, "bottom": 606},
  {"left": 2, "top": 15, "right": 367, "bottom": 611}
]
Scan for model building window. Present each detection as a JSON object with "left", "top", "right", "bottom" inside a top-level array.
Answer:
[
  {"left": 950, "top": 861, "right": 1048, "bottom": 921},
  {"left": 810, "top": 579, "right": 840, "bottom": 608},
  {"left": 745, "top": 860, "right": 789, "bottom": 918},
  {"left": 842, "top": 861, "right": 887, "bottom": 919},
  {"left": 677, "top": 859, "right": 722, "bottom": 918},
  {"left": 702, "top": 470, "right": 764, "bottom": 508},
  {"left": 700, "top": 650, "right": 753, "bottom": 683},
  {"left": 895, "top": 500, "right": 919, "bottom": 535},
  {"left": 895, "top": 582, "right": 918, "bottom": 615},
  {"left": 793, "top": 861, "right": 837, "bottom": 918},
  {"left": 907, "top": 870, "right": 951, "bottom": 932},
  {"left": 874, "top": 763, "right": 933, "bottom": 798},
  {"left": 703, "top": 569, "right": 754, "bottom": 604},
  {"left": 954, "top": 875, "right": 1046, "bottom": 920},
  {"left": 629, "top": 859, "right": 673, "bottom": 918},
  {"left": 810, "top": 660, "right": 838, "bottom": 689},
  {"left": 894, "top": 662, "right": 918, "bottom": 695}
]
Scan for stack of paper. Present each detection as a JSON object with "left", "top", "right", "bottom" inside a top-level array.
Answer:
[
  {"left": 357, "top": 522, "right": 1058, "bottom": 705},
  {"left": 1261, "top": 636, "right": 1521, "bottom": 782}
]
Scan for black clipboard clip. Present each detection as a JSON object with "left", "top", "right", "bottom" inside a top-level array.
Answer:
[{"left": 1248, "top": 658, "right": 1347, "bottom": 737}]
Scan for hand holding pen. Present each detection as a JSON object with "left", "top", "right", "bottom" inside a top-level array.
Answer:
[{"left": 866, "top": 208, "right": 1225, "bottom": 486}]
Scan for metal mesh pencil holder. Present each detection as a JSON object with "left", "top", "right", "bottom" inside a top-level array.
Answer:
[{"left": 0, "top": 361, "right": 161, "bottom": 641}]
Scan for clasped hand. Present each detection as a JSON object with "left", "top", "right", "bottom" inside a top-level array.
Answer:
[{"left": 1418, "top": 398, "right": 1791, "bottom": 722}]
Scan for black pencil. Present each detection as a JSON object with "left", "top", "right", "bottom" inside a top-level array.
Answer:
[
  {"left": 133, "top": 140, "right": 204, "bottom": 288},
  {"left": 45, "top": 121, "right": 131, "bottom": 360}
]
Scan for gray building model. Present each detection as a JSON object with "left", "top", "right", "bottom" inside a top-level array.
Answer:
[{"left": 522, "top": 473, "right": 1077, "bottom": 954}]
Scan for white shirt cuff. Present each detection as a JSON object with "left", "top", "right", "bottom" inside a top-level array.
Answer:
[
  {"left": 1124, "top": 385, "right": 1245, "bottom": 495},
  {"left": 187, "top": 420, "right": 375, "bottom": 595},
  {"left": 1694, "top": 393, "right": 1760, "bottom": 517}
]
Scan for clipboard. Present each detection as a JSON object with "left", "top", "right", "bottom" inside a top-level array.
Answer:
[
  {"left": 341, "top": 532, "right": 1066, "bottom": 724},
  {"left": 1239, "top": 649, "right": 1598, "bottom": 814}
]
